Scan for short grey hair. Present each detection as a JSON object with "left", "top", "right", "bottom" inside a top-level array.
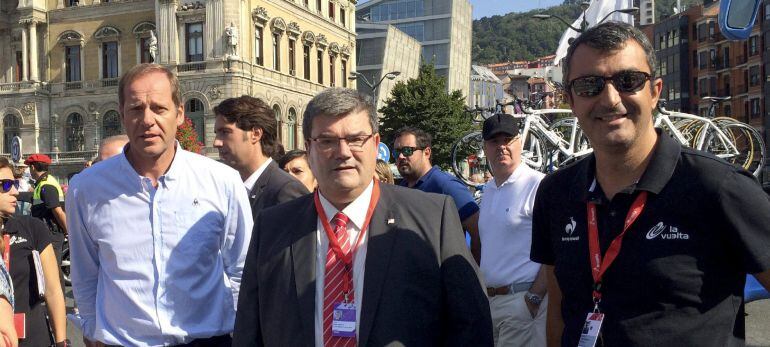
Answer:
[
  {"left": 562, "top": 21, "right": 657, "bottom": 87},
  {"left": 302, "top": 88, "right": 378, "bottom": 140},
  {"left": 99, "top": 134, "right": 129, "bottom": 149}
]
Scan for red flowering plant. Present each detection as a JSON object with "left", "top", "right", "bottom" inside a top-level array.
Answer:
[{"left": 176, "top": 116, "right": 204, "bottom": 154}]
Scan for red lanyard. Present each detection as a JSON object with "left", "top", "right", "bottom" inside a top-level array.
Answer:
[
  {"left": 314, "top": 181, "right": 381, "bottom": 299},
  {"left": 2, "top": 234, "right": 9, "bottom": 270},
  {"left": 586, "top": 191, "right": 648, "bottom": 308}
]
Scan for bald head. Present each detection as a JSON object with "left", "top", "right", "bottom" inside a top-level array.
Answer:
[{"left": 97, "top": 135, "right": 129, "bottom": 162}]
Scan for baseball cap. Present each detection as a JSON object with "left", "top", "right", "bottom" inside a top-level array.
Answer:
[
  {"left": 482, "top": 113, "right": 521, "bottom": 141},
  {"left": 24, "top": 154, "right": 52, "bottom": 165}
]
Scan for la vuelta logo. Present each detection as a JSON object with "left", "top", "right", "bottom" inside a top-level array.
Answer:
[{"left": 646, "top": 222, "right": 689, "bottom": 240}]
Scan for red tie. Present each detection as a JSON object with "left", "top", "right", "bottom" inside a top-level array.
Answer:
[{"left": 323, "top": 212, "right": 356, "bottom": 347}]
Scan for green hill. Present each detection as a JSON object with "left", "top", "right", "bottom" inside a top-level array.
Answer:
[{"left": 471, "top": 0, "right": 702, "bottom": 65}]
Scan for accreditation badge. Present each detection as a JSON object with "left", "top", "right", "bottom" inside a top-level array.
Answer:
[
  {"left": 577, "top": 312, "right": 604, "bottom": 347},
  {"left": 332, "top": 302, "right": 356, "bottom": 338}
]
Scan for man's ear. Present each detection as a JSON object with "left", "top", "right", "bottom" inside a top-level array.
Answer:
[
  {"left": 251, "top": 127, "right": 263, "bottom": 144},
  {"left": 424, "top": 146, "right": 432, "bottom": 159}
]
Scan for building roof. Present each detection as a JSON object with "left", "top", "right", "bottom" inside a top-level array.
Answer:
[{"left": 471, "top": 65, "right": 502, "bottom": 83}]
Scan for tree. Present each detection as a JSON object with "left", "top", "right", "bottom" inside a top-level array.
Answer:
[
  {"left": 379, "top": 63, "right": 473, "bottom": 169},
  {"left": 176, "top": 117, "right": 204, "bottom": 154}
]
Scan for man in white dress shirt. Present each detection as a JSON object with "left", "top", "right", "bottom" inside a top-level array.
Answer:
[{"left": 67, "top": 63, "right": 253, "bottom": 347}]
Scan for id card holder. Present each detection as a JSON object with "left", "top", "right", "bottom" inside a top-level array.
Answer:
[
  {"left": 331, "top": 302, "right": 356, "bottom": 338},
  {"left": 577, "top": 312, "right": 604, "bottom": 347},
  {"left": 13, "top": 313, "right": 25, "bottom": 339}
]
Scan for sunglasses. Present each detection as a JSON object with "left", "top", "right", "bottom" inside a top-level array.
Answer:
[
  {"left": 394, "top": 146, "right": 425, "bottom": 157},
  {"left": 568, "top": 71, "right": 651, "bottom": 97},
  {"left": 0, "top": 179, "right": 19, "bottom": 193}
]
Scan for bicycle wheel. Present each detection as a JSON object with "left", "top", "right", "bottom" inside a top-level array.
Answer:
[
  {"left": 521, "top": 130, "right": 550, "bottom": 173},
  {"left": 701, "top": 122, "right": 766, "bottom": 177},
  {"left": 548, "top": 117, "right": 591, "bottom": 168},
  {"left": 450, "top": 130, "right": 486, "bottom": 187}
]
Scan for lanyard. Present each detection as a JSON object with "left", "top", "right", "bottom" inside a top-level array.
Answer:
[
  {"left": 2, "top": 234, "right": 9, "bottom": 270},
  {"left": 586, "top": 191, "right": 648, "bottom": 310},
  {"left": 313, "top": 181, "right": 381, "bottom": 300}
]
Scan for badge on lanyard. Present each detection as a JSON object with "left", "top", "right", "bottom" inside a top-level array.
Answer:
[
  {"left": 577, "top": 312, "right": 604, "bottom": 347},
  {"left": 332, "top": 302, "right": 357, "bottom": 337}
]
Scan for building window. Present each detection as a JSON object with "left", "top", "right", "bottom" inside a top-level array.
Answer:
[
  {"left": 708, "top": 21, "right": 715, "bottom": 38},
  {"left": 317, "top": 49, "right": 323, "bottom": 84},
  {"left": 287, "top": 108, "right": 297, "bottom": 150},
  {"left": 273, "top": 104, "right": 282, "bottom": 143},
  {"left": 749, "top": 65, "right": 760, "bottom": 86},
  {"left": 102, "top": 42, "right": 119, "bottom": 79},
  {"left": 304, "top": 0, "right": 309, "bottom": 7},
  {"left": 699, "top": 51, "right": 707, "bottom": 70},
  {"left": 289, "top": 39, "right": 296, "bottom": 76},
  {"left": 66, "top": 113, "right": 85, "bottom": 151},
  {"left": 67, "top": 0, "right": 78, "bottom": 6},
  {"left": 341, "top": 59, "right": 347, "bottom": 88},
  {"left": 750, "top": 98, "right": 761, "bottom": 118},
  {"left": 692, "top": 50, "right": 698, "bottom": 68},
  {"left": 186, "top": 22, "right": 204, "bottom": 62},
  {"left": 255, "top": 27, "right": 264, "bottom": 66},
  {"left": 749, "top": 36, "right": 758, "bottom": 55},
  {"left": 2, "top": 115, "right": 20, "bottom": 154},
  {"left": 329, "top": 2, "right": 335, "bottom": 21},
  {"left": 65, "top": 45, "right": 81, "bottom": 82},
  {"left": 185, "top": 99, "right": 205, "bottom": 143},
  {"left": 102, "top": 110, "right": 122, "bottom": 138},
  {"left": 316, "top": 0, "right": 321, "bottom": 13},
  {"left": 394, "top": 22, "right": 425, "bottom": 41},
  {"left": 370, "top": 0, "right": 425, "bottom": 21},
  {"left": 341, "top": 8, "right": 346, "bottom": 27},
  {"left": 303, "top": 44, "right": 311, "bottom": 80},
  {"left": 329, "top": 55, "right": 335, "bottom": 86},
  {"left": 709, "top": 49, "right": 716, "bottom": 68},
  {"left": 15, "top": 52, "right": 22, "bottom": 82},
  {"left": 273, "top": 33, "right": 281, "bottom": 71}
]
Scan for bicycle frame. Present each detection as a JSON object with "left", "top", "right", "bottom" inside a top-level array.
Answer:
[{"left": 654, "top": 110, "right": 741, "bottom": 158}]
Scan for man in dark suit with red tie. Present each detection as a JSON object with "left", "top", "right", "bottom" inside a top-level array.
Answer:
[{"left": 233, "top": 88, "right": 493, "bottom": 346}]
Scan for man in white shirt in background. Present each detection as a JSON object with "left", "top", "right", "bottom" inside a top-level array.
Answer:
[
  {"left": 66, "top": 63, "right": 253, "bottom": 347},
  {"left": 478, "top": 113, "right": 547, "bottom": 347}
]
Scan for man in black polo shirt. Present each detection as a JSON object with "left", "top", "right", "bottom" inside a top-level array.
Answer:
[{"left": 530, "top": 22, "right": 770, "bottom": 346}]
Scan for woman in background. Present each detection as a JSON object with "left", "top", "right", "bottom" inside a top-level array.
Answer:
[
  {"left": 375, "top": 159, "right": 394, "bottom": 185},
  {"left": 278, "top": 150, "right": 317, "bottom": 192},
  {"left": 0, "top": 157, "right": 67, "bottom": 347}
]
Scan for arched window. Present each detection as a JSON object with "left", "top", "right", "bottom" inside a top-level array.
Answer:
[
  {"left": 2, "top": 115, "right": 20, "bottom": 154},
  {"left": 287, "top": 108, "right": 297, "bottom": 150},
  {"left": 273, "top": 104, "right": 283, "bottom": 143},
  {"left": 102, "top": 110, "right": 122, "bottom": 138},
  {"left": 185, "top": 99, "right": 205, "bottom": 143},
  {"left": 66, "top": 113, "right": 85, "bottom": 151}
]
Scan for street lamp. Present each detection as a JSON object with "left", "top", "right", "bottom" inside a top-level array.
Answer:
[{"left": 348, "top": 70, "right": 401, "bottom": 109}]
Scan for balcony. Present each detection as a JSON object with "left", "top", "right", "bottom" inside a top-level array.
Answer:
[
  {"left": 178, "top": 61, "right": 208, "bottom": 72},
  {"left": 101, "top": 78, "right": 119, "bottom": 87},
  {"left": 0, "top": 81, "right": 37, "bottom": 93}
]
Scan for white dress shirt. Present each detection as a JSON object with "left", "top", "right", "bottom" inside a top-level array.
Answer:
[
  {"left": 479, "top": 164, "right": 544, "bottom": 287},
  {"left": 243, "top": 157, "right": 273, "bottom": 191},
  {"left": 66, "top": 146, "right": 254, "bottom": 346},
  {"left": 314, "top": 180, "right": 374, "bottom": 347}
]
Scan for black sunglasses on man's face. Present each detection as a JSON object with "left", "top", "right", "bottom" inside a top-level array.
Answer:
[
  {"left": 394, "top": 146, "right": 425, "bottom": 158},
  {"left": 0, "top": 179, "right": 19, "bottom": 193},
  {"left": 568, "top": 71, "right": 651, "bottom": 98}
]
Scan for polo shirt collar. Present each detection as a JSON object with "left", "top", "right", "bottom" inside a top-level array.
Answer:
[
  {"left": 487, "top": 163, "right": 526, "bottom": 191},
  {"left": 569, "top": 129, "right": 680, "bottom": 202},
  {"left": 402, "top": 165, "right": 440, "bottom": 188}
]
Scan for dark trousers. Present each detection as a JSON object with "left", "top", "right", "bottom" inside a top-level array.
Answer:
[{"left": 107, "top": 334, "right": 232, "bottom": 347}]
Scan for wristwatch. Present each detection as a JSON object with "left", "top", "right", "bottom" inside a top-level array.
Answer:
[
  {"left": 525, "top": 292, "right": 543, "bottom": 305},
  {"left": 55, "top": 339, "right": 71, "bottom": 347}
]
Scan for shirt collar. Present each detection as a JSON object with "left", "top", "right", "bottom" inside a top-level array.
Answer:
[
  {"left": 119, "top": 141, "right": 186, "bottom": 190},
  {"left": 243, "top": 158, "right": 273, "bottom": 190},
  {"left": 402, "top": 165, "right": 439, "bottom": 188},
  {"left": 318, "top": 180, "right": 375, "bottom": 231},
  {"left": 569, "top": 129, "right": 680, "bottom": 202},
  {"left": 486, "top": 164, "right": 526, "bottom": 191}
]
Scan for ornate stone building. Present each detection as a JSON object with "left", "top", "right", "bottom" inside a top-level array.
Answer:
[{"left": 0, "top": 0, "right": 357, "bottom": 176}]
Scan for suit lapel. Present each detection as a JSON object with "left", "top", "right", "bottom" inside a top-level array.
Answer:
[
  {"left": 249, "top": 162, "right": 275, "bottom": 205},
  {"left": 359, "top": 188, "right": 398, "bottom": 346},
  {"left": 290, "top": 199, "right": 318, "bottom": 345}
]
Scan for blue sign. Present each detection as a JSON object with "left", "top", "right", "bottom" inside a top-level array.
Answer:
[{"left": 377, "top": 143, "right": 390, "bottom": 162}]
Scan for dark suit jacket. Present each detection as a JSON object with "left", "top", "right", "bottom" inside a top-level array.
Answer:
[
  {"left": 248, "top": 161, "right": 309, "bottom": 220},
  {"left": 233, "top": 183, "right": 492, "bottom": 347}
]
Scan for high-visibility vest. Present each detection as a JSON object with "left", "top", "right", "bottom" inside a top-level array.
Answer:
[{"left": 32, "top": 173, "right": 64, "bottom": 206}]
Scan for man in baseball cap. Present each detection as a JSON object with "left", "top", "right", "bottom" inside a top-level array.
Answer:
[
  {"left": 25, "top": 153, "right": 67, "bottom": 291},
  {"left": 479, "top": 113, "right": 548, "bottom": 346}
]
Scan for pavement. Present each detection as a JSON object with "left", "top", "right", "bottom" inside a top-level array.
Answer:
[{"left": 63, "top": 286, "right": 770, "bottom": 347}]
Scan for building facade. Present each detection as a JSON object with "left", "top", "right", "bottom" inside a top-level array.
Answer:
[
  {"left": 0, "top": 0, "right": 356, "bottom": 177},
  {"left": 469, "top": 65, "right": 502, "bottom": 109},
  {"left": 356, "top": 0, "right": 472, "bottom": 103},
  {"left": 355, "top": 22, "right": 420, "bottom": 110},
  {"left": 651, "top": 5, "right": 699, "bottom": 112}
]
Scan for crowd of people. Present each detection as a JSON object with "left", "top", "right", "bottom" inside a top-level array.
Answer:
[{"left": 0, "top": 21, "right": 767, "bottom": 347}]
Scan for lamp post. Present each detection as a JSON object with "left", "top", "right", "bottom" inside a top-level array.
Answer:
[
  {"left": 533, "top": 2, "right": 639, "bottom": 33},
  {"left": 349, "top": 70, "right": 401, "bottom": 110}
]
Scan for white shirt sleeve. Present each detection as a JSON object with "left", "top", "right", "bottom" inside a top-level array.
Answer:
[{"left": 220, "top": 170, "right": 254, "bottom": 309}]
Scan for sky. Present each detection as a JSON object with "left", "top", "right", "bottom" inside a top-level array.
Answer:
[{"left": 470, "top": 0, "right": 564, "bottom": 19}]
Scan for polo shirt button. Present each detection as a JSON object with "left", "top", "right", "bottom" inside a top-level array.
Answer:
[{"left": 609, "top": 210, "right": 617, "bottom": 217}]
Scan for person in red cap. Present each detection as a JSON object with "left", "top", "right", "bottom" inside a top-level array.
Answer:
[{"left": 24, "top": 153, "right": 67, "bottom": 285}]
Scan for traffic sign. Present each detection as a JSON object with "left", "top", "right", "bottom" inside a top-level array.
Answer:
[
  {"left": 377, "top": 143, "right": 390, "bottom": 162},
  {"left": 10, "top": 136, "right": 21, "bottom": 163}
]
